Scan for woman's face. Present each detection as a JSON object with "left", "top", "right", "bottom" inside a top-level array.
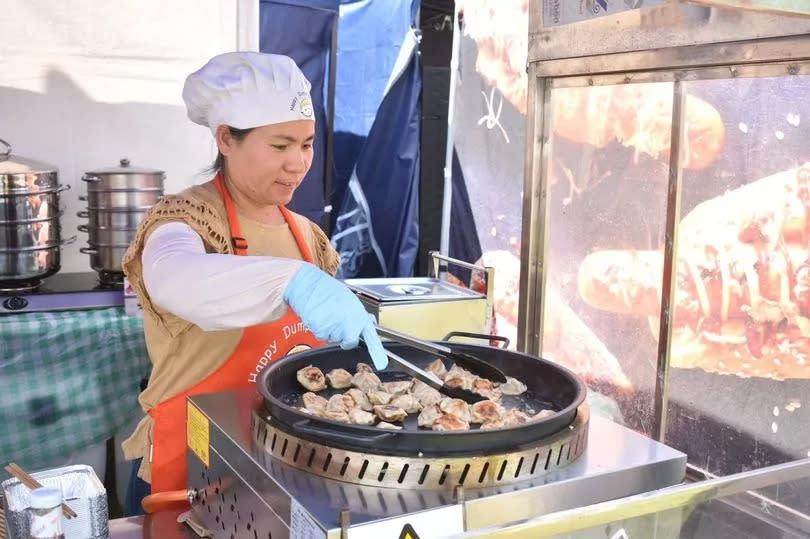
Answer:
[{"left": 217, "top": 121, "right": 315, "bottom": 207}]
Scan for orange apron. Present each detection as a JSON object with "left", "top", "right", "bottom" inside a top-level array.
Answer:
[{"left": 148, "top": 172, "right": 324, "bottom": 493}]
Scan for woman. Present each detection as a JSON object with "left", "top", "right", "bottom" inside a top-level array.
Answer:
[{"left": 121, "top": 52, "right": 388, "bottom": 514}]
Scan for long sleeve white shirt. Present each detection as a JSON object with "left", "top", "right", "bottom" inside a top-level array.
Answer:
[{"left": 142, "top": 222, "right": 303, "bottom": 331}]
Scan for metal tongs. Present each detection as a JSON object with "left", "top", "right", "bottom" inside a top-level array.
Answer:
[{"left": 371, "top": 326, "right": 508, "bottom": 404}]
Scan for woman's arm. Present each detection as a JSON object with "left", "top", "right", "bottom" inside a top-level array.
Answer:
[{"left": 142, "top": 222, "right": 303, "bottom": 331}]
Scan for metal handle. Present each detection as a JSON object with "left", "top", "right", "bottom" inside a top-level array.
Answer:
[
  {"left": 55, "top": 184, "right": 71, "bottom": 193},
  {"left": 77, "top": 210, "right": 89, "bottom": 218},
  {"left": 61, "top": 235, "right": 77, "bottom": 246},
  {"left": 443, "top": 331, "right": 510, "bottom": 350},
  {"left": 291, "top": 419, "right": 395, "bottom": 444},
  {"left": 0, "top": 138, "right": 10, "bottom": 160},
  {"left": 429, "top": 251, "right": 489, "bottom": 274},
  {"left": 78, "top": 224, "right": 88, "bottom": 233},
  {"left": 80, "top": 247, "right": 98, "bottom": 255},
  {"left": 81, "top": 174, "right": 100, "bottom": 182},
  {"left": 376, "top": 325, "right": 454, "bottom": 355}
]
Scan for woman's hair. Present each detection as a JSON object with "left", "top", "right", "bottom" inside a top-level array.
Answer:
[{"left": 207, "top": 126, "right": 254, "bottom": 174}]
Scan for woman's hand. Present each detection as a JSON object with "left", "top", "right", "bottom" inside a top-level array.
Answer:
[{"left": 284, "top": 263, "right": 388, "bottom": 369}]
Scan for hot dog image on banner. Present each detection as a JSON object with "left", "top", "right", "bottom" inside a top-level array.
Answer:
[{"left": 451, "top": 0, "right": 810, "bottom": 475}]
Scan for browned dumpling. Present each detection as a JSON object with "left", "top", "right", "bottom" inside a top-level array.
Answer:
[
  {"left": 302, "top": 392, "right": 328, "bottom": 414},
  {"left": 348, "top": 408, "right": 376, "bottom": 425},
  {"left": 326, "top": 368, "right": 353, "bottom": 389},
  {"left": 417, "top": 404, "right": 443, "bottom": 427},
  {"left": 367, "top": 390, "right": 393, "bottom": 406},
  {"left": 373, "top": 405, "right": 408, "bottom": 423},
  {"left": 346, "top": 388, "right": 373, "bottom": 411},
  {"left": 498, "top": 376, "right": 528, "bottom": 396},
  {"left": 327, "top": 394, "right": 355, "bottom": 413},
  {"left": 351, "top": 371, "right": 381, "bottom": 393},
  {"left": 298, "top": 407, "right": 316, "bottom": 416},
  {"left": 380, "top": 381, "right": 412, "bottom": 395},
  {"left": 439, "top": 398, "right": 472, "bottom": 423},
  {"left": 471, "top": 378, "right": 503, "bottom": 402},
  {"left": 324, "top": 410, "right": 351, "bottom": 423},
  {"left": 444, "top": 365, "right": 474, "bottom": 390},
  {"left": 297, "top": 366, "right": 327, "bottom": 392},
  {"left": 504, "top": 408, "right": 532, "bottom": 426},
  {"left": 426, "top": 358, "right": 447, "bottom": 379},
  {"left": 376, "top": 421, "right": 402, "bottom": 430},
  {"left": 411, "top": 380, "right": 443, "bottom": 407},
  {"left": 356, "top": 362, "right": 373, "bottom": 373},
  {"left": 390, "top": 394, "right": 421, "bottom": 414},
  {"left": 480, "top": 420, "right": 505, "bottom": 430},
  {"left": 533, "top": 409, "right": 555, "bottom": 421},
  {"left": 432, "top": 414, "right": 470, "bottom": 431},
  {"left": 470, "top": 400, "right": 505, "bottom": 424}
]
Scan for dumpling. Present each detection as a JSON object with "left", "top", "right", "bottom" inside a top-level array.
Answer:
[
  {"left": 327, "top": 394, "right": 355, "bottom": 413},
  {"left": 411, "top": 380, "right": 443, "bottom": 407},
  {"left": 302, "top": 392, "right": 328, "bottom": 414},
  {"left": 373, "top": 405, "right": 408, "bottom": 423},
  {"left": 346, "top": 388, "right": 373, "bottom": 412},
  {"left": 480, "top": 420, "right": 505, "bottom": 430},
  {"left": 376, "top": 421, "right": 402, "bottom": 430},
  {"left": 426, "top": 358, "right": 447, "bottom": 379},
  {"left": 297, "top": 366, "right": 327, "bottom": 392},
  {"left": 367, "top": 390, "right": 393, "bottom": 406},
  {"left": 498, "top": 376, "right": 528, "bottom": 396},
  {"left": 439, "top": 398, "right": 472, "bottom": 423},
  {"left": 444, "top": 365, "right": 475, "bottom": 390},
  {"left": 356, "top": 362, "right": 374, "bottom": 373},
  {"left": 323, "top": 410, "right": 351, "bottom": 423},
  {"left": 351, "top": 371, "right": 381, "bottom": 393},
  {"left": 390, "top": 394, "right": 421, "bottom": 414},
  {"left": 326, "top": 368, "right": 353, "bottom": 389},
  {"left": 504, "top": 408, "right": 532, "bottom": 426},
  {"left": 432, "top": 415, "right": 470, "bottom": 431},
  {"left": 348, "top": 408, "right": 376, "bottom": 425},
  {"left": 380, "top": 381, "right": 412, "bottom": 395},
  {"left": 417, "top": 404, "right": 443, "bottom": 427},
  {"left": 471, "top": 378, "right": 502, "bottom": 401},
  {"left": 470, "top": 400, "right": 504, "bottom": 424}
]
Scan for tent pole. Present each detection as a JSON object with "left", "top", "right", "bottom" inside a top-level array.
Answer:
[{"left": 439, "top": 6, "right": 460, "bottom": 257}]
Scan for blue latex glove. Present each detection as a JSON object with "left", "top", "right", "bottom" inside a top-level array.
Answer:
[{"left": 283, "top": 263, "right": 388, "bottom": 369}]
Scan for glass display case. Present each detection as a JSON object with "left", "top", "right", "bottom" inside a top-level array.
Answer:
[
  {"left": 520, "top": 0, "right": 810, "bottom": 481},
  {"left": 453, "top": 457, "right": 810, "bottom": 538}
]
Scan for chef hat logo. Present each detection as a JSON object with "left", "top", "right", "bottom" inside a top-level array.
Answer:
[{"left": 300, "top": 97, "right": 313, "bottom": 118}]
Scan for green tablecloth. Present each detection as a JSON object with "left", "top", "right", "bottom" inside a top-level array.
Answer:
[{"left": 0, "top": 308, "right": 149, "bottom": 470}]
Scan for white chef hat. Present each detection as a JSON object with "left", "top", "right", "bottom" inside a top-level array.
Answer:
[{"left": 182, "top": 52, "right": 314, "bottom": 135}]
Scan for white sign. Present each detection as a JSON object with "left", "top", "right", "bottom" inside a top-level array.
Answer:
[
  {"left": 348, "top": 505, "right": 464, "bottom": 539},
  {"left": 542, "top": 0, "right": 667, "bottom": 27},
  {"left": 290, "top": 499, "right": 326, "bottom": 539}
]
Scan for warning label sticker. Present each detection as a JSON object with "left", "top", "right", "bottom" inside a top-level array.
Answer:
[{"left": 186, "top": 402, "right": 210, "bottom": 467}]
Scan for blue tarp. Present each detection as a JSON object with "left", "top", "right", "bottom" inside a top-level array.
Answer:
[
  {"left": 259, "top": 0, "right": 339, "bottom": 225},
  {"left": 332, "top": 32, "right": 421, "bottom": 278},
  {"left": 331, "top": 0, "right": 418, "bottom": 232}
]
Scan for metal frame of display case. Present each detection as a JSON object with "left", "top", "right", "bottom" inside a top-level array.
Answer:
[
  {"left": 518, "top": 0, "right": 810, "bottom": 442},
  {"left": 449, "top": 457, "right": 810, "bottom": 538}
]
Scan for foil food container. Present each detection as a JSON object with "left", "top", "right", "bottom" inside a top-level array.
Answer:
[{"left": 1, "top": 464, "right": 108, "bottom": 539}]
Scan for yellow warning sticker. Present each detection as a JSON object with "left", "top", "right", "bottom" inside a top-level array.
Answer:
[
  {"left": 187, "top": 402, "right": 210, "bottom": 467},
  {"left": 399, "top": 523, "right": 420, "bottom": 539}
]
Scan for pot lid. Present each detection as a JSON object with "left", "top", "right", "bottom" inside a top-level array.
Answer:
[
  {"left": 87, "top": 158, "right": 164, "bottom": 175},
  {"left": 0, "top": 139, "right": 58, "bottom": 176}
]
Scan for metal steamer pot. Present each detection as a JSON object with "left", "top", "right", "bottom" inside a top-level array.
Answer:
[
  {"left": 77, "top": 158, "right": 164, "bottom": 277},
  {"left": 0, "top": 139, "right": 74, "bottom": 285}
]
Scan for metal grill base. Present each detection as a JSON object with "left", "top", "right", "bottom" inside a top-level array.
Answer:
[
  {"left": 186, "top": 390, "right": 686, "bottom": 539},
  {"left": 250, "top": 404, "right": 589, "bottom": 490}
]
